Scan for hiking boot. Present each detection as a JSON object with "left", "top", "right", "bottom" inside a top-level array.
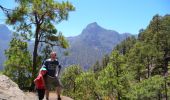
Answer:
[{"left": 57, "top": 97, "right": 61, "bottom": 100}]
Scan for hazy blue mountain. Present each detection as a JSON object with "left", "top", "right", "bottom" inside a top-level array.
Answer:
[
  {"left": 59, "top": 22, "right": 131, "bottom": 69},
  {"left": 0, "top": 22, "right": 131, "bottom": 70},
  {"left": 0, "top": 24, "right": 12, "bottom": 70}
]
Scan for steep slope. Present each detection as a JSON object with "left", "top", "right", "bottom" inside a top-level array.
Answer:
[
  {"left": 0, "top": 24, "right": 12, "bottom": 70},
  {"left": 60, "top": 22, "right": 131, "bottom": 69}
]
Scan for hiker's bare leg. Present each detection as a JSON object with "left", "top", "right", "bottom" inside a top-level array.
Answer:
[
  {"left": 56, "top": 86, "right": 62, "bottom": 98},
  {"left": 45, "top": 89, "right": 49, "bottom": 100}
]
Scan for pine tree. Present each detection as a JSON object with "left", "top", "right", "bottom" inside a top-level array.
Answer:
[
  {"left": 98, "top": 51, "right": 131, "bottom": 99},
  {"left": 61, "top": 65, "right": 83, "bottom": 99},
  {"left": 3, "top": 36, "right": 32, "bottom": 90},
  {"left": 4, "top": 0, "right": 75, "bottom": 89},
  {"left": 139, "top": 15, "right": 170, "bottom": 99}
]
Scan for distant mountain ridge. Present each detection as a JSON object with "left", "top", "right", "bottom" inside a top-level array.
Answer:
[
  {"left": 0, "top": 22, "right": 131, "bottom": 70},
  {"left": 0, "top": 24, "right": 12, "bottom": 70},
  {"left": 59, "top": 22, "right": 131, "bottom": 69},
  {"left": 0, "top": 24, "right": 12, "bottom": 40}
]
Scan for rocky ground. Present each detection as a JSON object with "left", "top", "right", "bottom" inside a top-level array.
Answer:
[{"left": 0, "top": 75, "right": 73, "bottom": 100}]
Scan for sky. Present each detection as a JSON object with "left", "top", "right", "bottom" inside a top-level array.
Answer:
[{"left": 0, "top": 0, "right": 170, "bottom": 37}]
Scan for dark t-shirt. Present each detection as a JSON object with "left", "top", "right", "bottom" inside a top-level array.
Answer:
[{"left": 42, "top": 59, "right": 60, "bottom": 77}]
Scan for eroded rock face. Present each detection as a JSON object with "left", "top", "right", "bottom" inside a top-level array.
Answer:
[{"left": 0, "top": 75, "right": 29, "bottom": 100}]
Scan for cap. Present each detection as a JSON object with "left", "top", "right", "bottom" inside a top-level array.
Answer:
[{"left": 40, "top": 67, "right": 47, "bottom": 71}]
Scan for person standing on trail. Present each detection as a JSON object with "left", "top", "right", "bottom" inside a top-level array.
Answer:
[
  {"left": 42, "top": 51, "right": 62, "bottom": 100},
  {"left": 34, "top": 67, "right": 47, "bottom": 100}
]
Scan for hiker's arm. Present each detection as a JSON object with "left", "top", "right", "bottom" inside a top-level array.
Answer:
[
  {"left": 58, "top": 65, "right": 61, "bottom": 75},
  {"left": 34, "top": 79, "right": 37, "bottom": 83},
  {"left": 42, "top": 60, "right": 47, "bottom": 69},
  {"left": 56, "top": 65, "right": 61, "bottom": 77},
  {"left": 34, "top": 77, "right": 39, "bottom": 83},
  {"left": 34, "top": 78, "right": 38, "bottom": 87}
]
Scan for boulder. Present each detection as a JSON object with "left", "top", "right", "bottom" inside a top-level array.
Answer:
[{"left": 0, "top": 75, "right": 30, "bottom": 100}]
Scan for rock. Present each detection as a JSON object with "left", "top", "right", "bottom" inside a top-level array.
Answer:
[
  {"left": 0, "top": 75, "right": 73, "bottom": 100},
  {"left": 0, "top": 75, "right": 30, "bottom": 100}
]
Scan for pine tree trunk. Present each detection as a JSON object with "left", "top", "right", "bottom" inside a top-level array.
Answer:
[
  {"left": 163, "top": 50, "right": 169, "bottom": 100},
  {"left": 118, "top": 92, "right": 121, "bottom": 100},
  {"left": 147, "top": 57, "right": 150, "bottom": 78},
  {"left": 158, "top": 90, "right": 161, "bottom": 100},
  {"left": 30, "top": 23, "right": 40, "bottom": 90},
  {"left": 164, "top": 78, "right": 168, "bottom": 100}
]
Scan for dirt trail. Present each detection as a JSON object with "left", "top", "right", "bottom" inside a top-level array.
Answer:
[{"left": 26, "top": 92, "right": 73, "bottom": 100}]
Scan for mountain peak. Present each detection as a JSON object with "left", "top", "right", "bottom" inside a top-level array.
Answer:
[
  {"left": 81, "top": 22, "right": 104, "bottom": 36},
  {"left": 85, "top": 22, "right": 101, "bottom": 30}
]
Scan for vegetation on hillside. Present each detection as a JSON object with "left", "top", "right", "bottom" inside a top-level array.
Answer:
[
  {"left": 1, "top": 1, "right": 170, "bottom": 99},
  {"left": 61, "top": 14, "right": 170, "bottom": 100}
]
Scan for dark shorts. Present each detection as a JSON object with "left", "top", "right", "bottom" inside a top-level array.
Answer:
[{"left": 44, "top": 75, "right": 62, "bottom": 90}]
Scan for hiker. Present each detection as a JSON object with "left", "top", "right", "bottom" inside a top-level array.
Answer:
[
  {"left": 42, "top": 51, "right": 62, "bottom": 100},
  {"left": 34, "top": 67, "right": 47, "bottom": 100}
]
